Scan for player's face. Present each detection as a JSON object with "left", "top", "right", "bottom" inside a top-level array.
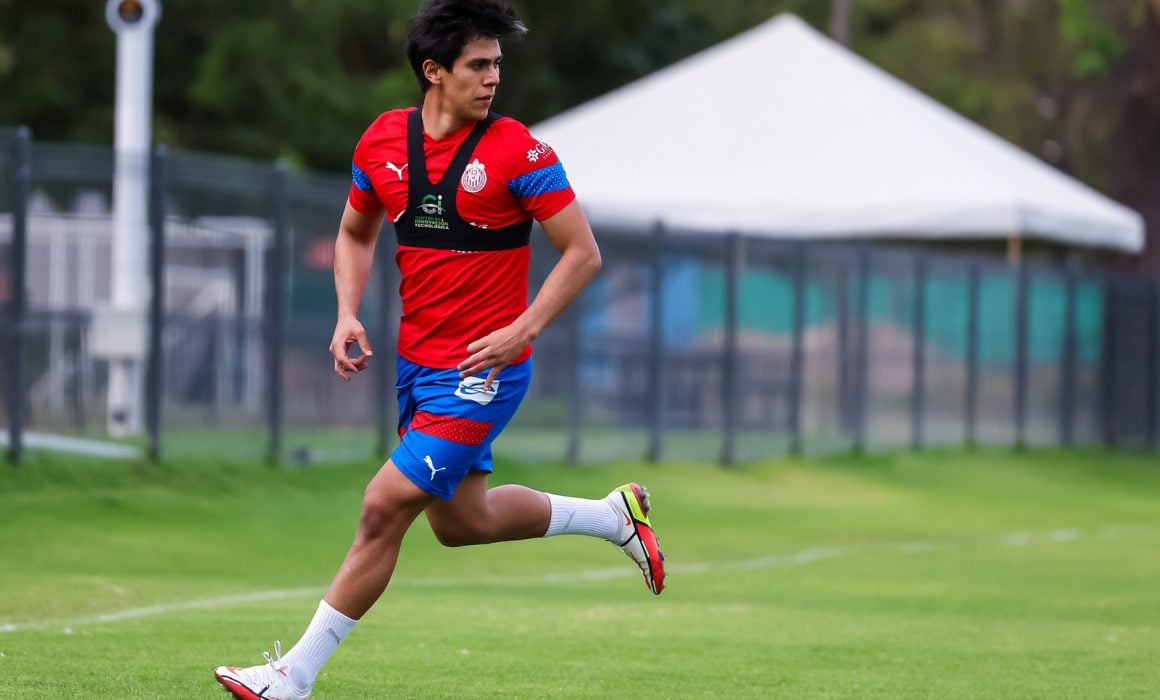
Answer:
[{"left": 443, "top": 36, "right": 502, "bottom": 122}]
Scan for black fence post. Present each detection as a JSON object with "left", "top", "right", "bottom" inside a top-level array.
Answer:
[
  {"left": 645, "top": 223, "right": 665, "bottom": 463},
  {"left": 965, "top": 261, "right": 980, "bottom": 449},
  {"left": 911, "top": 251, "right": 927, "bottom": 451},
  {"left": 1014, "top": 261, "right": 1030, "bottom": 450},
  {"left": 144, "top": 145, "right": 168, "bottom": 463},
  {"left": 266, "top": 162, "right": 288, "bottom": 466},
  {"left": 1101, "top": 274, "right": 1118, "bottom": 448},
  {"left": 375, "top": 227, "right": 397, "bottom": 460},
  {"left": 837, "top": 256, "right": 851, "bottom": 433},
  {"left": 721, "top": 233, "right": 742, "bottom": 466},
  {"left": 1147, "top": 279, "right": 1160, "bottom": 452},
  {"left": 5, "top": 127, "right": 30, "bottom": 466},
  {"left": 1060, "top": 258, "right": 1078, "bottom": 447},
  {"left": 854, "top": 245, "right": 871, "bottom": 453},
  {"left": 565, "top": 296, "right": 582, "bottom": 465},
  {"left": 789, "top": 242, "right": 806, "bottom": 456}
]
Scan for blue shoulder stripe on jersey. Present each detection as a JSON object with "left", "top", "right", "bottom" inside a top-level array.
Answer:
[
  {"left": 508, "top": 163, "right": 570, "bottom": 199},
  {"left": 352, "top": 162, "right": 373, "bottom": 192}
]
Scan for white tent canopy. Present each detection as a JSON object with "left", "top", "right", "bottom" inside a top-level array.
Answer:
[{"left": 532, "top": 14, "right": 1144, "bottom": 252}]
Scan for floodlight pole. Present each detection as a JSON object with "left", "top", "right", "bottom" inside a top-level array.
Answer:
[{"left": 106, "top": 0, "right": 161, "bottom": 437}]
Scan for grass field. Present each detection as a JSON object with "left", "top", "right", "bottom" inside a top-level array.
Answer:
[{"left": 1, "top": 447, "right": 1158, "bottom": 698}]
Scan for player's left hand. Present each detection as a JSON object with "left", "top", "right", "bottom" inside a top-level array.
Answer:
[{"left": 458, "top": 323, "right": 533, "bottom": 390}]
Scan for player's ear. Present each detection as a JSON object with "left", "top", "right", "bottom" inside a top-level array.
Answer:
[{"left": 422, "top": 59, "right": 443, "bottom": 86}]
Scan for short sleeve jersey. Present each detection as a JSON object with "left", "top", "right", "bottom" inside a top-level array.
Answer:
[{"left": 349, "top": 108, "right": 575, "bottom": 369}]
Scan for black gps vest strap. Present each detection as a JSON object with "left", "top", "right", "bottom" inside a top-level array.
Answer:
[
  {"left": 396, "top": 109, "right": 533, "bottom": 251},
  {"left": 407, "top": 108, "right": 496, "bottom": 191}
]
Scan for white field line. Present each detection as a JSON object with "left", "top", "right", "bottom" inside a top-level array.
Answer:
[
  {"left": 0, "top": 588, "right": 327, "bottom": 634},
  {"left": 1, "top": 523, "right": 1156, "bottom": 635}
]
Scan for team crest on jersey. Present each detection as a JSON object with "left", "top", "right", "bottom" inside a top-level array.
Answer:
[{"left": 461, "top": 159, "right": 487, "bottom": 193}]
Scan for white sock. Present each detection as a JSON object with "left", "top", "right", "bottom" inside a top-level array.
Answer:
[
  {"left": 282, "top": 600, "right": 358, "bottom": 691},
  {"left": 544, "top": 493, "right": 620, "bottom": 540}
]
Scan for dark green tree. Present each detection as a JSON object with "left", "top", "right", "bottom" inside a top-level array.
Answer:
[
  {"left": 0, "top": 0, "right": 1155, "bottom": 266},
  {"left": 0, "top": 0, "right": 117, "bottom": 143}
]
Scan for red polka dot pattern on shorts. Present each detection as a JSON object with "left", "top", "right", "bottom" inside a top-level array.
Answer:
[{"left": 410, "top": 411, "right": 494, "bottom": 446}]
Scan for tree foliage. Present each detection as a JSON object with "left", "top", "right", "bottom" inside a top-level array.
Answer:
[
  {"left": 847, "top": 0, "right": 1158, "bottom": 268},
  {"left": 0, "top": 0, "right": 1156, "bottom": 265}
]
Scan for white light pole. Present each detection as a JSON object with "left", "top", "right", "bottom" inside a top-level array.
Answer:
[{"left": 105, "top": 0, "right": 161, "bottom": 437}]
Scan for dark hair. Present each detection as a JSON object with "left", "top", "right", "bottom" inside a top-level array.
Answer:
[{"left": 406, "top": 0, "right": 527, "bottom": 92}]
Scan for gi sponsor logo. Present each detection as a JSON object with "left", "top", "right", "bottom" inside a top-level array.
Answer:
[
  {"left": 461, "top": 158, "right": 487, "bottom": 193},
  {"left": 455, "top": 376, "right": 499, "bottom": 405},
  {"left": 415, "top": 194, "right": 449, "bottom": 230},
  {"left": 419, "top": 194, "right": 444, "bottom": 216},
  {"left": 526, "top": 141, "right": 554, "bottom": 163}
]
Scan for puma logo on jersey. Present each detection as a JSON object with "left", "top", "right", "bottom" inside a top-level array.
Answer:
[{"left": 385, "top": 162, "right": 408, "bottom": 180}]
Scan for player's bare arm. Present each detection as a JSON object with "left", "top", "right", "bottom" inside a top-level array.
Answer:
[
  {"left": 330, "top": 200, "right": 384, "bottom": 381},
  {"left": 456, "top": 200, "right": 601, "bottom": 387}
]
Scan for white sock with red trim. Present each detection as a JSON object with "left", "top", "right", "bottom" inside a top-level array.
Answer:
[
  {"left": 544, "top": 493, "right": 620, "bottom": 540},
  {"left": 282, "top": 599, "right": 358, "bottom": 692}
]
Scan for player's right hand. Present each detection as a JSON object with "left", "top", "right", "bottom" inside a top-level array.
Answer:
[{"left": 329, "top": 315, "right": 374, "bottom": 382}]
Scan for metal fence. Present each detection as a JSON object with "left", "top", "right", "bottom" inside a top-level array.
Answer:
[{"left": 2, "top": 130, "right": 1158, "bottom": 465}]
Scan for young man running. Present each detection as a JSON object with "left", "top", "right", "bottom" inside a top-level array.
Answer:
[{"left": 214, "top": 1, "right": 665, "bottom": 697}]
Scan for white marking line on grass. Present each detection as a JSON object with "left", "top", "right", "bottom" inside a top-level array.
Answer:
[
  {"left": 718, "top": 546, "right": 847, "bottom": 571},
  {"left": 1049, "top": 528, "right": 1080, "bottom": 542},
  {"left": 0, "top": 549, "right": 847, "bottom": 634},
  {"left": 1004, "top": 532, "right": 1032, "bottom": 547},
  {"left": 3, "top": 524, "right": 1156, "bottom": 634},
  {"left": 0, "top": 587, "right": 327, "bottom": 634},
  {"left": 895, "top": 541, "right": 938, "bottom": 553}
]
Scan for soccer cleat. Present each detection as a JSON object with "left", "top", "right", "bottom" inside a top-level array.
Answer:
[
  {"left": 214, "top": 641, "right": 311, "bottom": 700},
  {"left": 607, "top": 483, "right": 666, "bottom": 595}
]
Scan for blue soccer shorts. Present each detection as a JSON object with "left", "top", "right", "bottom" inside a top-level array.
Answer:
[{"left": 391, "top": 354, "right": 532, "bottom": 500}]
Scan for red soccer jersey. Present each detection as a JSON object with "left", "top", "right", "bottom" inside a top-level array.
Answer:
[{"left": 349, "top": 108, "right": 576, "bottom": 368}]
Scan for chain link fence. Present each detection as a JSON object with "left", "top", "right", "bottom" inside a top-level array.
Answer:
[{"left": 2, "top": 131, "right": 1158, "bottom": 465}]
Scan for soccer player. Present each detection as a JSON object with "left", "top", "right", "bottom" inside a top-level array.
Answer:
[{"left": 213, "top": 1, "right": 665, "bottom": 698}]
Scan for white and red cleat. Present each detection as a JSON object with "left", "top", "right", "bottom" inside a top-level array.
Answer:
[{"left": 214, "top": 641, "right": 311, "bottom": 700}]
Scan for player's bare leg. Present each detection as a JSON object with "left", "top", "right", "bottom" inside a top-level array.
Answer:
[
  {"left": 215, "top": 460, "right": 432, "bottom": 699},
  {"left": 424, "top": 472, "right": 665, "bottom": 594},
  {"left": 424, "top": 471, "right": 550, "bottom": 546},
  {"left": 324, "top": 460, "right": 434, "bottom": 616}
]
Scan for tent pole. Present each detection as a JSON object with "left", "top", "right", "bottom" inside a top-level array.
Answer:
[{"left": 1007, "top": 235, "right": 1023, "bottom": 265}]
